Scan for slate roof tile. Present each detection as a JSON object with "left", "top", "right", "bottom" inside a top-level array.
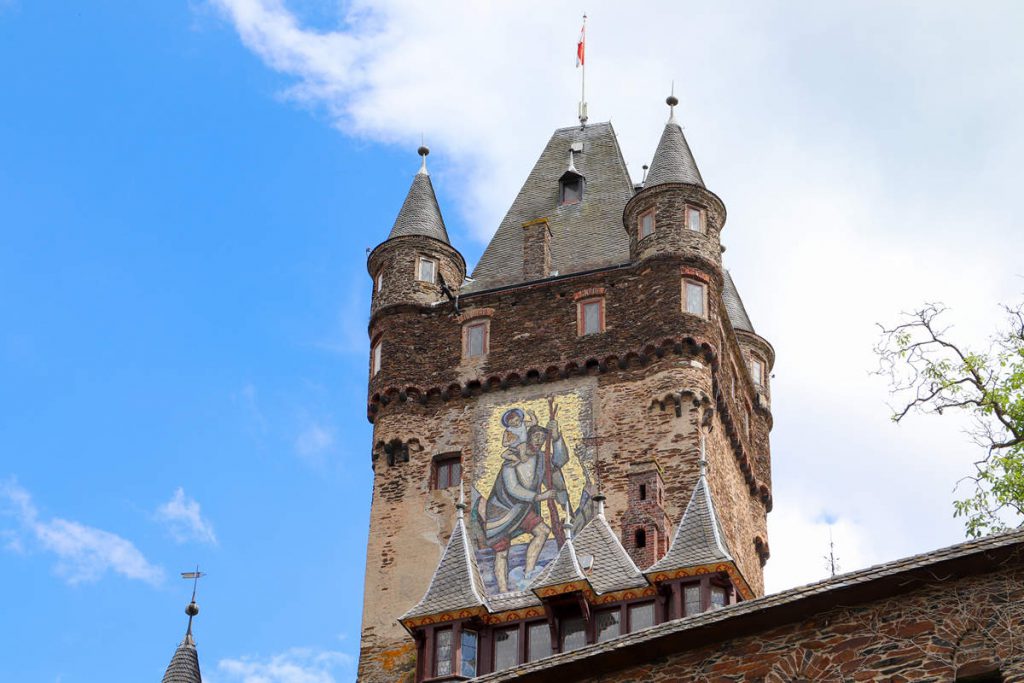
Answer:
[
  {"left": 387, "top": 167, "right": 450, "bottom": 244},
  {"left": 643, "top": 118, "right": 704, "bottom": 189},
  {"left": 573, "top": 515, "right": 648, "bottom": 595},
  {"left": 646, "top": 468, "right": 732, "bottom": 574},
  {"left": 161, "top": 635, "right": 202, "bottom": 683},
  {"left": 401, "top": 515, "right": 487, "bottom": 621}
]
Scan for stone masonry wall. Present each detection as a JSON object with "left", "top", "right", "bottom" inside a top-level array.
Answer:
[{"left": 579, "top": 563, "right": 1024, "bottom": 682}]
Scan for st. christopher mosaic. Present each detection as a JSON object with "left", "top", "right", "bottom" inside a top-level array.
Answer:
[{"left": 466, "top": 386, "right": 599, "bottom": 594}]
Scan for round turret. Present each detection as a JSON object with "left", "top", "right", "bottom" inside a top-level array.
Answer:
[{"left": 623, "top": 97, "right": 726, "bottom": 272}]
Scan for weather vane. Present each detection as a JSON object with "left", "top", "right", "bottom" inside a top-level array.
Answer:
[{"left": 180, "top": 566, "right": 206, "bottom": 637}]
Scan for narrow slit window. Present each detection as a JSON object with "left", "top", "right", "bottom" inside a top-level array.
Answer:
[
  {"left": 417, "top": 256, "right": 437, "bottom": 283},
  {"left": 634, "top": 528, "right": 647, "bottom": 548},
  {"left": 639, "top": 483, "right": 647, "bottom": 501},
  {"left": 639, "top": 209, "right": 655, "bottom": 239},
  {"left": 750, "top": 358, "right": 764, "bottom": 386},
  {"left": 371, "top": 339, "right": 382, "bottom": 376},
  {"left": 684, "top": 280, "right": 706, "bottom": 317},
  {"left": 687, "top": 206, "right": 703, "bottom": 232},
  {"left": 374, "top": 271, "right": 383, "bottom": 294}
]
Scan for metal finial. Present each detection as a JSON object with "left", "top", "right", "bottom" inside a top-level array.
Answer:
[
  {"left": 698, "top": 431, "right": 708, "bottom": 478},
  {"left": 593, "top": 493, "right": 607, "bottom": 519},
  {"left": 180, "top": 566, "right": 205, "bottom": 639},
  {"left": 564, "top": 507, "right": 574, "bottom": 542},
  {"left": 666, "top": 89, "right": 679, "bottom": 122},
  {"left": 417, "top": 143, "right": 430, "bottom": 175},
  {"left": 455, "top": 478, "right": 467, "bottom": 517},
  {"left": 567, "top": 148, "right": 578, "bottom": 174}
]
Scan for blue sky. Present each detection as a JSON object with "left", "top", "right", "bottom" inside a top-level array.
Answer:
[{"left": 3, "top": 2, "right": 1024, "bottom": 682}]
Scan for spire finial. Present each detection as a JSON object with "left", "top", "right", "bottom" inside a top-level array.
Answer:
[
  {"left": 564, "top": 507, "right": 574, "bottom": 542},
  {"left": 417, "top": 139, "right": 430, "bottom": 175},
  {"left": 180, "top": 567, "right": 205, "bottom": 640},
  {"left": 576, "top": 13, "right": 588, "bottom": 126},
  {"left": 456, "top": 478, "right": 467, "bottom": 518},
  {"left": 593, "top": 492, "right": 607, "bottom": 519},
  {"left": 666, "top": 83, "right": 679, "bottom": 123}
]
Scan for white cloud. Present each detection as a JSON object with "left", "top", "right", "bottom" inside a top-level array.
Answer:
[
  {"left": 208, "top": 1, "right": 1024, "bottom": 588},
  {"left": 295, "top": 422, "right": 335, "bottom": 460},
  {"left": 156, "top": 487, "right": 218, "bottom": 546},
  {"left": 218, "top": 648, "right": 355, "bottom": 683},
  {"left": 0, "top": 478, "right": 164, "bottom": 585}
]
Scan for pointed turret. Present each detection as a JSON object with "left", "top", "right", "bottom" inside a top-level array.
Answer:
[
  {"left": 529, "top": 523, "right": 589, "bottom": 598},
  {"left": 644, "top": 95, "right": 704, "bottom": 189},
  {"left": 161, "top": 599, "right": 203, "bottom": 683},
  {"left": 386, "top": 145, "right": 450, "bottom": 243},
  {"left": 572, "top": 495, "right": 647, "bottom": 596},
  {"left": 645, "top": 442, "right": 753, "bottom": 601},
  {"left": 400, "top": 491, "right": 487, "bottom": 628}
]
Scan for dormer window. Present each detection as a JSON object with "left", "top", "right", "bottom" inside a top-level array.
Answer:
[
  {"left": 559, "top": 171, "right": 584, "bottom": 205},
  {"left": 416, "top": 256, "right": 437, "bottom": 283}
]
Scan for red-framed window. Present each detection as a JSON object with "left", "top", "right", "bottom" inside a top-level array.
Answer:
[
  {"left": 431, "top": 453, "right": 461, "bottom": 490},
  {"left": 577, "top": 297, "right": 605, "bottom": 336}
]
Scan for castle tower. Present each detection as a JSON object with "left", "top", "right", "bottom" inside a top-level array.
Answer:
[{"left": 358, "top": 99, "right": 774, "bottom": 682}]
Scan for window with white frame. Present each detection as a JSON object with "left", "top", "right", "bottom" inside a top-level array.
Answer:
[
  {"left": 750, "top": 358, "right": 764, "bottom": 386},
  {"left": 374, "top": 270, "right": 383, "bottom": 294},
  {"left": 464, "top": 320, "right": 489, "bottom": 359},
  {"left": 639, "top": 208, "right": 655, "bottom": 239},
  {"left": 687, "top": 206, "right": 703, "bottom": 232},
  {"left": 578, "top": 297, "right": 604, "bottom": 335},
  {"left": 683, "top": 280, "right": 706, "bottom": 317},
  {"left": 416, "top": 256, "right": 437, "bottom": 283},
  {"left": 371, "top": 338, "right": 382, "bottom": 376}
]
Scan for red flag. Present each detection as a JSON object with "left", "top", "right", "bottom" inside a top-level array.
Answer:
[{"left": 576, "top": 21, "right": 585, "bottom": 67}]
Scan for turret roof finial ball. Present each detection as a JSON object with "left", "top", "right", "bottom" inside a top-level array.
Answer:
[
  {"left": 417, "top": 144, "right": 430, "bottom": 158},
  {"left": 185, "top": 601, "right": 200, "bottom": 617},
  {"left": 666, "top": 94, "right": 679, "bottom": 107}
]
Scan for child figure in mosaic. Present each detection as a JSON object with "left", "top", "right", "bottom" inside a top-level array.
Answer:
[{"left": 500, "top": 408, "right": 537, "bottom": 460}]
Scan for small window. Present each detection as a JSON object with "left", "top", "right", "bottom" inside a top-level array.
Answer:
[
  {"left": 687, "top": 206, "right": 703, "bottom": 232},
  {"left": 417, "top": 256, "right": 437, "bottom": 283},
  {"left": 710, "top": 586, "right": 727, "bottom": 610},
  {"left": 460, "top": 629, "right": 478, "bottom": 677},
  {"left": 560, "top": 616, "right": 586, "bottom": 652},
  {"left": 526, "top": 622, "right": 551, "bottom": 662},
  {"left": 434, "top": 627, "right": 453, "bottom": 677},
  {"left": 464, "top": 320, "right": 489, "bottom": 358},
  {"left": 578, "top": 298, "right": 604, "bottom": 335},
  {"left": 639, "top": 483, "right": 647, "bottom": 501},
  {"left": 595, "top": 609, "right": 621, "bottom": 643},
  {"left": 494, "top": 626, "right": 519, "bottom": 671},
  {"left": 684, "top": 583, "right": 701, "bottom": 616},
  {"left": 634, "top": 528, "right": 647, "bottom": 548},
  {"left": 639, "top": 209, "right": 655, "bottom": 239},
  {"left": 371, "top": 339, "right": 382, "bottom": 376},
  {"left": 628, "top": 602, "right": 655, "bottom": 632},
  {"left": 374, "top": 271, "right": 383, "bottom": 294},
  {"left": 432, "top": 453, "right": 461, "bottom": 490},
  {"left": 684, "top": 280, "right": 706, "bottom": 317},
  {"left": 750, "top": 358, "right": 764, "bottom": 387},
  {"left": 560, "top": 176, "right": 584, "bottom": 205}
]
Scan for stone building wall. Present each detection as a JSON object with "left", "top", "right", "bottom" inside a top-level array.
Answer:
[{"left": 572, "top": 563, "right": 1024, "bottom": 682}]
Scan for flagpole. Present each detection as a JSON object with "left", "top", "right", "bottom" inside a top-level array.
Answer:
[{"left": 578, "top": 13, "right": 588, "bottom": 126}]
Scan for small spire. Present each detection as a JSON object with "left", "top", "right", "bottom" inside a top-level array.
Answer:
[
  {"left": 417, "top": 142, "right": 430, "bottom": 176},
  {"left": 564, "top": 507, "right": 574, "bottom": 542},
  {"left": 593, "top": 492, "right": 607, "bottom": 519},
  {"left": 698, "top": 431, "right": 708, "bottom": 478}
]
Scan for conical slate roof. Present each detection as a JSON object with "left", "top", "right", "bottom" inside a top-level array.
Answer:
[
  {"left": 161, "top": 634, "right": 202, "bottom": 683},
  {"left": 386, "top": 164, "right": 450, "bottom": 244},
  {"left": 644, "top": 116, "right": 704, "bottom": 189},
  {"left": 464, "top": 122, "right": 634, "bottom": 293},
  {"left": 401, "top": 512, "right": 487, "bottom": 621},
  {"left": 722, "top": 269, "right": 755, "bottom": 334},
  {"left": 573, "top": 514, "right": 648, "bottom": 595},
  {"left": 530, "top": 535, "right": 588, "bottom": 594},
  {"left": 646, "top": 466, "right": 732, "bottom": 575}
]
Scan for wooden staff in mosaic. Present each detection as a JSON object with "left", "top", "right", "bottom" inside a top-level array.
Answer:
[{"left": 544, "top": 396, "right": 566, "bottom": 546}]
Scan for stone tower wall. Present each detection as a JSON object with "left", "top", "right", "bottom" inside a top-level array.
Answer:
[{"left": 358, "top": 251, "right": 772, "bottom": 680}]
